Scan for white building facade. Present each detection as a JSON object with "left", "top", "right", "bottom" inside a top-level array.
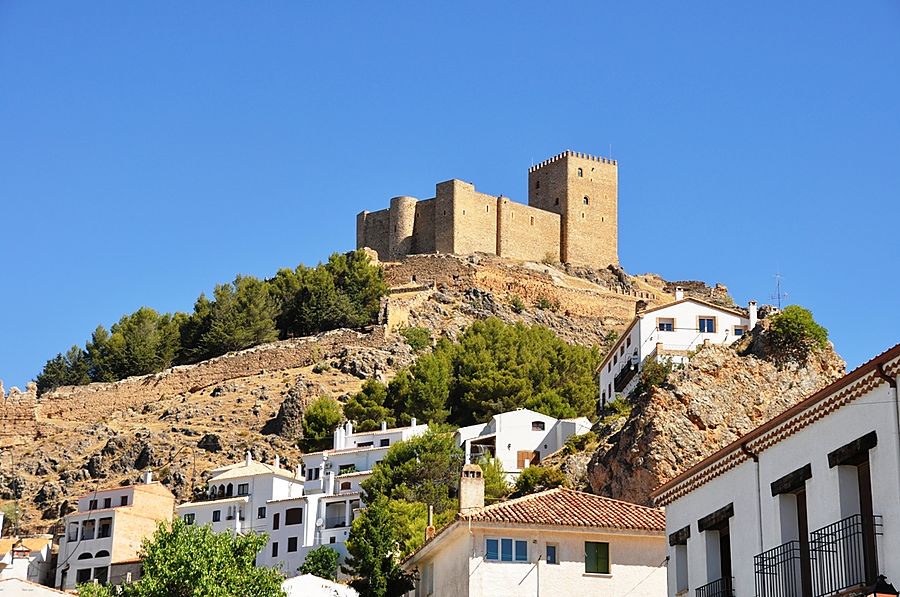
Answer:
[
  {"left": 0, "top": 537, "right": 52, "bottom": 585},
  {"left": 598, "top": 290, "right": 756, "bottom": 402},
  {"left": 55, "top": 473, "right": 175, "bottom": 590},
  {"left": 455, "top": 408, "right": 592, "bottom": 481},
  {"left": 652, "top": 343, "right": 900, "bottom": 597},
  {"left": 176, "top": 421, "right": 427, "bottom": 577},
  {"left": 403, "top": 468, "right": 667, "bottom": 597}
]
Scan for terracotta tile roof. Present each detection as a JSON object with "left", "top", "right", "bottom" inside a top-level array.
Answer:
[{"left": 460, "top": 487, "right": 665, "bottom": 532}]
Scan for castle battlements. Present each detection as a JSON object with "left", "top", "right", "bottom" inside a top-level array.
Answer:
[
  {"left": 357, "top": 150, "right": 618, "bottom": 269},
  {"left": 528, "top": 149, "right": 617, "bottom": 173}
]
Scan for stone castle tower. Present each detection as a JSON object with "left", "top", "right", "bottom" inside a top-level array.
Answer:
[{"left": 356, "top": 150, "right": 618, "bottom": 269}]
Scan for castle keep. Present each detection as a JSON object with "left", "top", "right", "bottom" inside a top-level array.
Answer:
[{"left": 356, "top": 150, "right": 618, "bottom": 268}]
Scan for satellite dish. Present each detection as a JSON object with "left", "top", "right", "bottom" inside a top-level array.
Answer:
[{"left": 315, "top": 517, "right": 324, "bottom": 528}]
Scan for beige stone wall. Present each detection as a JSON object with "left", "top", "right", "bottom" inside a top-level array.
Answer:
[
  {"left": 0, "top": 382, "right": 37, "bottom": 444},
  {"left": 358, "top": 209, "right": 390, "bottom": 260},
  {"left": 111, "top": 508, "right": 169, "bottom": 565},
  {"left": 496, "top": 198, "right": 560, "bottom": 262},
  {"left": 412, "top": 198, "right": 436, "bottom": 254},
  {"left": 447, "top": 181, "right": 498, "bottom": 255},
  {"left": 434, "top": 182, "right": 455, "bottom": 254}
]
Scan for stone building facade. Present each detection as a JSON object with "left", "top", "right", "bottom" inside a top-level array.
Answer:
[{"left": 356, "top": 150, "right": 618, "bottom": 268}]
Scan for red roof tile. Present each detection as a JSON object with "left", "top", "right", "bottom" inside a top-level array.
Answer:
[{"left": 460, "top": 487, "right": 665, "bottom": 532}]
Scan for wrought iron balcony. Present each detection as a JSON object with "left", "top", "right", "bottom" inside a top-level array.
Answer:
[
  {"left": 754, "top": 540, "right": 804, "bottom": 597},
  {"left": 696, "top": 577, "right": 734, "bottom": 597},
  {"left": 810, "top": 514, "right": 882, "bottom": 597},
  {"left": 613, "top": 365, "right": 638, "bottom": 393}
]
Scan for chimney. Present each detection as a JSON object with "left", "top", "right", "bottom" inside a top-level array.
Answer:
[
  {"left": 674, "top": 286, "right": 684, "bottom": 301},
  {"left": 334, "top": 426, "right": 345, "bottom": 450},
  {"left": 459, "top": 464, "right": 485, "bottom": 514},
  {"left": 635, "top": 299, "right": 648, "bottom": 315},
  {"left": 325, "top": 470, "right": 336, "bottom": 496},
  {"left": 410, "top": 417, "right": 417, "bottom": 427},
  {"left": 380, "top": 421, "right": 387, "bottom": 432},
  {"left": 274, "top": 455, "right": 280, "bottom": 469},
  {"left": 245, "top": 451, "right": 252, "bottom": 467},
  {"left": 345, "top": 420, "right": 354, "bottom": 438},
  {"left": 749, "top": 300, "right": 758, "bottom": 329},
  {"left": 142, "top": 470, "right": 153, "bottom": 485},
  {"left": 425, "top": 505, "right": 435, "bottom": 541}
]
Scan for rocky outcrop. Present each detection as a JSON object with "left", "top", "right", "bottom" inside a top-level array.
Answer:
[{"left": 587, "top": 335, "right": 845, "bottom": 505}]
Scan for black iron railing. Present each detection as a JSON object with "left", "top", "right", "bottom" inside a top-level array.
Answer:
[
  {"left": 696, "top": 577, "right": 734, "bottom": 597},
  {"left": 754, "top": 540, "right": 802, "bottom": 597},
  {"left": 614, "top": 365, "right": 637, "bottom": 393},
  {"left": 809, "top": 514, "right": 882, "bottom": 597}
]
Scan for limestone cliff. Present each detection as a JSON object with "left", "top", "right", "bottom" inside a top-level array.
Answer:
[{"left": 586, "top": 329, "right": 845, "bottom": 505}]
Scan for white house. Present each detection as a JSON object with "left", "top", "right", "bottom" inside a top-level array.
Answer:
[
  {"left": 598, "top": 289, "right": 756, "bottom": 402},
  {"left": 403, "top": 464, "right": 667, "bottom": 597},
  {"left": 0, "top": 536, "right": 52, "bottom": 585},
  {"left": 282, "top": 574, "right": 359, "bottom": 597},
  {"left": 651, "top": 342, "right": 900, "bottom": 597},
  {"left": 55, "top": 472, "right": 175, "bottom": 590},
  {"left": 455, "top": 409, "right": 592, "bottom": 481},
  {"left": 176, "top": 420, "right": 428, "bottom": 578}
]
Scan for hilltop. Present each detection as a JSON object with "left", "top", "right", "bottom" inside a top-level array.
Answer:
[{"left": 2, "top": 253, "right": 680, "bottom": 534}]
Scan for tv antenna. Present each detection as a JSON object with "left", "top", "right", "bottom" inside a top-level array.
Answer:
[{"left": 771, "top": 273, "right": 788, "bottom": 310}]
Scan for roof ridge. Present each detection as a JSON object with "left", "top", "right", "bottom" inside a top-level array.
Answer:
[{"left": 462, "top": 487, "right": 563, "bottom": 516}]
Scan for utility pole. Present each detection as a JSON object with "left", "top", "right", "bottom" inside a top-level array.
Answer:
[{"left": 771, "top": 273, "right": 788, "bottom": 310}]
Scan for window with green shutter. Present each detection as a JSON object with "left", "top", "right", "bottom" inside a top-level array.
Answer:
[{"left": 585, "top": 541, "right": 610, "bottom": 574}]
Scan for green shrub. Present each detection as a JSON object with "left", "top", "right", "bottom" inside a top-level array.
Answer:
[
  {"left": 562, "top": 431, "right": 598, "bottom": 455},
  {"left": 633, "top": 357, "right": 674, "bottom": 397},
  {"left": 299, "top": 545, "right": 340, "bottom": 580},
  {"left": 301, "top": 395, "right": 343, "bottom": 451},
  {"left": 312, "top": 361, "right": 331, "bottom": 374},
  {"left": 509, "top": 295, "right": 526, "bottom": 314},
  {"left": 601, "top": 397, "right": 633, "bottom": 425},
  {"left": 478, "top": 457, "right": 511, "bottom": 503},
  {"left": 511, "top": 466, "right": 567, "bottom": 498},
  {"left": 768, "top": 305, "right": 829, "bottom": 362},
  {"left": 400, "top": 326, "right": 432, "bottom": 353},
  {"left": 534, "top": 296, "right": 559, "bottom": 311}
]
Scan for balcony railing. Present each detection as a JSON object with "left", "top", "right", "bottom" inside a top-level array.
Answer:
[
  {"left": 754, "top": 540, "right": 803, "bottom": 597},
  {"left": 613, "top": 365, "right": 638, "bottom": 393},
  {"left": 810, "top": 514, "right": 881, "bottom": 597},
  {"left": 696, "top": 577, "right": 734, "bottom": 597}
]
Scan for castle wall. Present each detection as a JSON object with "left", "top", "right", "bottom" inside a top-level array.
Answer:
[
  {"left": 434, "top": 182, "right": 456, "bottom": 254},
  {"left": 412, "top": 199, "right": 436, "bottom": 254},
  {"left": 357, "top": 209, "right": 390, "bottom": 260},
  {"left": 388, "top": 196, "right": 418, "bottom": 259},
  {"left": 0, "top": 382, "right": 38, "bottom": 444},
  {"left": 447, "top": 180, "right": 498, "bottom": 255},
  {"left": 496, "top": 198, "right": 560, "bottom": 262}
]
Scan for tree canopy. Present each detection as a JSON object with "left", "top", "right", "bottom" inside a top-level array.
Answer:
[
  {"left": 345, "top": 318, "right": 601, "bottom": 427},
  {"left": 298, "top": 545, "right": 340, "bottom": 580},
  {"left": 35, "top": 251, "right": 386, "bottom": 394},
  {"left": 76, "top": 518, "right": 285, "bottom": 597},
  {"left": 343, "top": 496, "right": 415, "bottom": 597}
]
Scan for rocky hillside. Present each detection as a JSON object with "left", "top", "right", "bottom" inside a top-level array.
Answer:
[
  {"left": 586, "top": 323, "right": 845, "bottom": 505},
  {"left": 3, "top": 253, "right": 681, "bottom": 535}
]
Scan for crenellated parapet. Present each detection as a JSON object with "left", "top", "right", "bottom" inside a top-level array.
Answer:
[{"left": 527, "top": 149, "right": 616, "bottom": 173}]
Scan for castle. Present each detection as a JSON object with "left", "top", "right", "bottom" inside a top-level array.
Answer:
[{"left": 356, "top": 150, "right": 618, "bottom": 268}]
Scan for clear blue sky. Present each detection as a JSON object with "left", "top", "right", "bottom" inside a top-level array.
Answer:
[{"left": 2, "top": 2, "right": 898, "bottom": 389}]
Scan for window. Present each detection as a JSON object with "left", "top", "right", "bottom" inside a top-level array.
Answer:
[
  {"left": 183, "top": 513, "right": 195, "bottom": 525},
  {"left": 607, "top": 363, "right": 611, "bottom": 373},
  {"left": 307, "top": 468, "right": 320, "bottom": 481},
  {"left": 699, "top": 317, "right": 716, "bottom": 333},
  {"left": 734, "top": 326, "right": 747, "bottom": 336},
  {"left": 546, "top": 544, "right": 559, "bottom": 565},
  {"left": 341, "top": 481, "right": 352, "bottom": 491},
  {"left": 237, "top": 483, "right": 249, "bottom": 496},
  {"left": 329, "top": 536, "right": 336, "bottom": 544},
  {"left": 626, "top": 336, "right": 631, "bottom": 347},
  {"left": 380, "top": 438, "right": 390, "bottom": 447},
  {"left": 669, "top": 526, "right": 690, "bottom": 592},
  {"left": 530, "top": 216, "right": 535, "bottom": 226},
  {"left": 583, "top": 196, "right": 590, "bottom": 205},
  {"left": 535, "top": 180, "right": 540, "bottom": 189},
  {"left": 226, "top": 483, "right": 233, "bottom": 497},
  {"left": 98, "top": 518, "right": 112, "bottom": 539},
  {"left": 78, "top": 552, "right": 93, "bottom": 560},
  {"left": 89, "top": 499, "right": 98, "bottom": 510},
  {"left": 81, "top": 520, "right": 96, "bottom": 540},
  {"left": 120, "top": 496, "right": 128, "bottom": 507},
  {"left": 212, "top": 510, "right": 221, "bottom": 522},
  {"left": 585, "top": 541, "right": 610, "bottom": 574},
  {"left": 93, "top": 566, "right": 108, "bottom": 584},
  {"left": 358, "top": 441, "right": 374, "bottom": 448},
  {"left": 103, "top": 497, "right": 111, "bottom": 509},
  {"left": 532, "top": 421, "right": 546, "bottom": 431},
  {"left": 285, "top": 507, "right": 303, "bottom": 526},
  {"left": 620, "top": 345, "right": 624, "bottom": 356},
  {"left": 554, "top": 197, "right": 559, "bottom": 206},
  {"left": 577, "top": 167, "right": 583, "bottom": 177},
  {"left": 287, "top": 537, "right": 298, "bottom": 552},
  {"left": 423, "top": 561, "right": 434, "bottom": 595},
  {"left": 613, "top": 355, "right": 618, "bottom": 365},
  {"left": 271, "top": 542, "right": 279, "bottom": 558},
  {"left": 76, "top": 569, "right": 92, "bottom": 584},
  {"left": 339, "top": 464, "right": 357, "bottom": 475},
  {"left": 257, "top": 507, "right": 266, "bottom": 519},
  {"left": 68, "top": 522, "right": 79, "bottom": 541},
  {"left": 486, "top": 205, "right": 490, "bottom": 212},
  {"left": 486, "top": 538, "right": 527, "bottom": 562},
  {"left": 658, "top": 318, "right": 675, "bottom": 332},
  {"left": 273, "top": 513, "right": 280, "bottom": 530},
  {"left": 95, "top": 550, "right": 109, "bottom": 558}
]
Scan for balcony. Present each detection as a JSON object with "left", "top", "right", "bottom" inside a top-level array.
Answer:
[
  {"left": 613, "top": 365, "right": 638, "bottom": 393},
  {"left": 696, "top": 577, "right": 733, "bottom": 597},
  {"left": 810, "top": 514, "right": 881, "bottom": 597},
  {"left": 325, "top": 515, "right": 348, "bottom": 529},
  {"left": 754, "top": 540, "right": 805, "bottom": 597}
]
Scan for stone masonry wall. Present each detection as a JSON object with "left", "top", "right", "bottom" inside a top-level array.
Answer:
[
  {"left": 496, "top": 197, "right": 560, "bottom": 262},
  {"left": 34, "top": 328, "right": 386, "bottom": 423},
  {"left": 0, "top": 381, "right": 38, "bottom": 444}
]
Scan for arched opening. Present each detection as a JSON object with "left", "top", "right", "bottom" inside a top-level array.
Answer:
[
  {"left": 577, "top": 168, "right": 583, "bottom": 177},
  {"left": 226, "top": 483, "right": 233, "bottom": 497},
  {"left": 77, "top": 553, "right": 93, "bottom": 560},
  {"left": 583, "top": 196, "right": 590, "bottom": 205},
  {"left": 340, "top": 481, "right": 352, "bottom": 491},
  {"left": 95, "top": 550, "right": 110, "bottom": 558}
]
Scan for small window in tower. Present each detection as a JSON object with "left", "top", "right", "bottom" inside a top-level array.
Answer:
[
  {"left": 462, "top": 209, "right": 466, "bottom": 215},
  {"left": 554, "top": 198, "right": 559, "bottom": 206},
  {"left": 583, "top": 196, "right": 590, "bottom": 205},
  {"left": 486, "top": 205, "right": 489, "bottom": 213},
  {"left": 530, "top": 216, "right": 535, "bottom": 226},
  {"left": 581, "top": 213, "right": 585, "bottom": 219},
  {"left": 577, "top": 168, "right": 583, "bottom": 177},
  {"left": 535, "top": 180, "right": 540, "bottom": 189}
]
